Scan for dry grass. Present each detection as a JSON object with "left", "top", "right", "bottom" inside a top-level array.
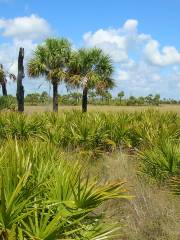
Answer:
[
  {"left": 25, "top": 104, "right": 180, "bottom": 114},
  {"left": 88, "top": 152, "right": 180, "bottom": 240}
]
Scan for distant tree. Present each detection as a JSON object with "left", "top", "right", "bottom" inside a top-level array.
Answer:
[
  {"left": 118, "top": 91, "right": 125, "bottom": 103},
  {"left": 70, "top": 92, "right": 82, "bottom": 104},
  {"left": 59, "top": 94, "right": 69, "bottom": 105},
  {"left": 153, "top": 94, "right": 160, "bottom": 106},
  {"left": 88, "top": 91, "right": 97, "bottom": 103},
  {"left": 145, "top": 94, "right": 153, "bottom": 105},
  {"left": 137, "top": 96, "right": 145, "bottom": 105},
  {"left": 127, "top": 96, "right": 137, "bottom": 106},
  {"left": 25, "top": 93, "right": 40, "bottom": 105},
  {"left": 40, "top": 91, "right": 49, "bottom": 104},
  {"left": 107, "top": 92, "right": 112, "bottom": 104},
  {"left": 100, "top": 91, "right": 112, "bottom": 104}
]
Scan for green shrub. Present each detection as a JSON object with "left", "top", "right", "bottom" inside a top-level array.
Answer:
[
  {"left": 0, "top": 95, "right": 16, "bottom": 110},
  {"left": 139, "top": 140, "right": 180, "bottom": 182}
]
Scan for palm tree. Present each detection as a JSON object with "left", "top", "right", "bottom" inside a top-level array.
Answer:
[
  {"left": 70, "top": 92, "right": 82, "bottom": 104},
  {"left": 88, "top": 91, "right": 97, "bottom": 103},
  {"left": 68, "top": 48, "right": 114, "bottom": 112},
  {"left": 28, "top": 38, "right": 71, "bottom": 112},
  {"left": 118, "top": 91, "right": 125, "bottom": 105},
  {"left": 0, "top": 64, "right": 16, "bottom": 96}
]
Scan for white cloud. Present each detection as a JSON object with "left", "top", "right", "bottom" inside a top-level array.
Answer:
[
  {"left": 83, "top": 19, "right": 180, "bottom": 98},
  {"left": 0, "top": 38, "right": 37, "bottom": 76},
  {"left": 83, "top": 19, "right": 180, "bottom": 67},
  {"left": 0, "top": 14, "right": 53, "bottom": 99},
  {"left": 84, "top": 29, "right": 128, "bottom": 62},
  {"left": 123, "top": 19, "right": 138, "bottom": 32},
  {"left": 0, "top": 14, "right": 51, "bottom": 40},
  {"left": 2, "top": 40, "right": 36, "bottom": 76},
  {"left": 83, "top": 19, "right": 151, "bottom": 63},
  {"left": 144, "top": 40, "right": 180, "bottom": 66},
  {"left": 0, "top": 14, "right": 52, "bottom": 78},
  {"left": 117, "top": 70, "right": 129, "bottom": 81},
  {"left": 115, "top": 61, "right": 164, "bottom": 96}
]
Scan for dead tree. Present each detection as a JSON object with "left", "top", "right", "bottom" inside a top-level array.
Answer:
[{"left": 16, "top": 47, "right": 25, "bottom": 112}]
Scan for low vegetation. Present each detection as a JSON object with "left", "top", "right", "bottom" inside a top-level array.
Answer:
[
  {"left": 0, "top": 96, "right": 16, "bottom": 111},
  {"left": 0, "top": 141, "right": 129, "bottom": 239},
  {"left": 12, "top": 91, "right": 180, "bottom": 107},
  {"left": 0, "top": 110, "right": 179, "bottom": 239}
]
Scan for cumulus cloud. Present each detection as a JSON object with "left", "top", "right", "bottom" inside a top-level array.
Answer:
[
  {"left": 0, "top": 14, "right": 51, "bottom": 40},
  {"left": 144, "top": 40, "right": 180, "bottom": 66},
  {"left": 123, "top": 19, "right": 138, "bottom": 32},
  {"left": 114, "top": 61, "right": 167, "bottom": 97},
  {"left": 83, "top": 19, "right": 180, "bottom": 98},
  {"left": 84, "top": 29, "right": 128, "bottom": 62},
  {"left": 83, "top": 19, "right": 180, "bottom": 68},
  {"left": 83, "top": 19, "right": 151, "bottom": 63},
  {"left": 0, "top": 14, "right": 52, "bottom": 77}
]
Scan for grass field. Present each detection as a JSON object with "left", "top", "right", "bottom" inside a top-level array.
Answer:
[{"left": 25, "top": 104, "right": 180, "bottom": 114}]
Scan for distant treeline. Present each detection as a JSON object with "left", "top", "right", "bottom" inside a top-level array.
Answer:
[
  {"left": 24, "top": 91, "right": 180, "bottom": 106},
  {"left": 0, "top": 91, "right": 179, "bottom": 109}
]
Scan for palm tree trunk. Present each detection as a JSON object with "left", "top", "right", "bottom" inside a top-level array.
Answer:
[
  {"left": 16, "top": 48, "right": 25, "bottom": 112},
  {"left": 1, "top": 81, "right": 7, "bottom": 96},
  {"left": 2, "top": 230, "right": 8, "bottom": 240},
  {"left": 82, "top": 86, "right": 88, "bottom": 112},
  {"left": 53, "top": 82, "right": 58, "bottom": 112}
]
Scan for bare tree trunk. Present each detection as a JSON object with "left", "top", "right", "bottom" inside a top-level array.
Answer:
[
  {"left": 1, "top": 81, "right": 7, "bottom": 96},
  {"left": 82, "top": 86, "right": 88, "bottom": 112},
  {"left": 16, "top": 48, "right": 25, "bottom": 112},
  {"left": 53, "top": 82, "right": 58, "bottom": 112}
]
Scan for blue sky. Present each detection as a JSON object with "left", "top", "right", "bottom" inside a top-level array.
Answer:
[{"left": 0, "top": 0, "right": 180, "bottom": 98}]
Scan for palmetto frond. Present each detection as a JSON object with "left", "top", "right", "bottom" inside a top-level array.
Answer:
[
  {"left": 28, "top": 38, "right": 71, "bottom": 83},
  {"left": 47, "top": 69, "right": 66, "bottom": 83},
  {"left": 68, "top": 47, "right": 115, "bottom": 90},
  {"left": 65, "top": 74, "right": 82, "bottom": 88},
  {"left": 28, "top": 58, "right": 47, "bottom": 78}
]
